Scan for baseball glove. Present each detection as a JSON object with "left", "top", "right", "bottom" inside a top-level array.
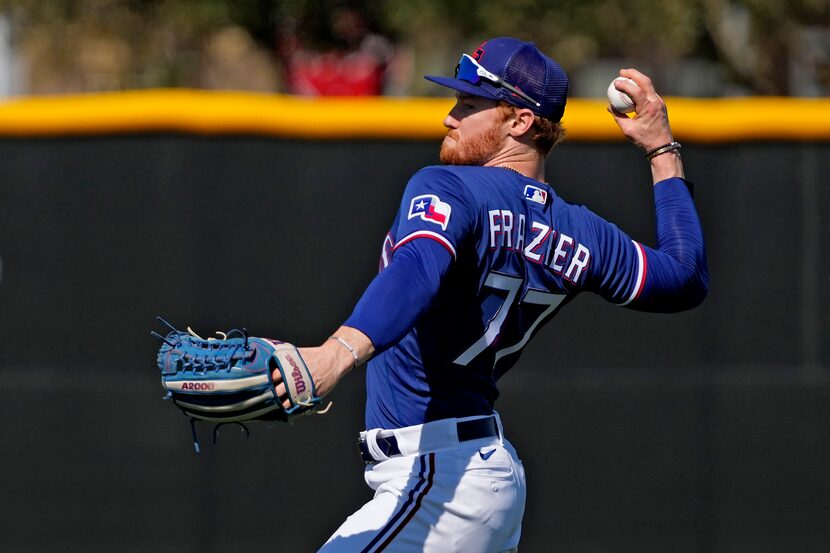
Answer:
[{"left": 152, "top": 317, "right": 322, "bottom": 450}]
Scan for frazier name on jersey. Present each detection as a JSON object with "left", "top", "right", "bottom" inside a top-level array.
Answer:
[{"left": 488, "top": 209, "right": 591, "bottom": 284}]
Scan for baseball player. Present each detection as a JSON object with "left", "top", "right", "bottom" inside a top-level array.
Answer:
[{"left": 273, "top": 37, "right": 708, "bottom": 552}]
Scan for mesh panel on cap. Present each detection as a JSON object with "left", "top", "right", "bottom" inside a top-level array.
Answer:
[{"left": 504, "top": 45, "right": 546, "bottom": 104}]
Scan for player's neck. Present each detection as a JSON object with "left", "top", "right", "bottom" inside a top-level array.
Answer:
[
  {"left": 486, "top": 158, "right": 545, "bottom": 183},
  {"left": 484, "top": 143, "right": 545, "bottom": 181}
]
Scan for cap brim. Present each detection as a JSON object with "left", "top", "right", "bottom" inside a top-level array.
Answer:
[{"left": 424, "top": 75, "right": 501, "bottom": 101}]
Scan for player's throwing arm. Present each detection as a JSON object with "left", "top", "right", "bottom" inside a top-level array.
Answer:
[{"left": 608, "top": 68, "right": 684, "bottom": 183}]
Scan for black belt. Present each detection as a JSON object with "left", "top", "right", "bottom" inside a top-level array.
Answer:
[{"left": 358, "top": 416, "right": 499, "bottom": 465}]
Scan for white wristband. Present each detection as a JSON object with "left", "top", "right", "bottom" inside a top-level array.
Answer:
[{"left": 329, "top": 336, "right": 359, "bottom": 369}]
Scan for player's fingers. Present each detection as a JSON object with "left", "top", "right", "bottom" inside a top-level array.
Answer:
[
  {"left": 273, "top": 374, "right": 292, "bottom": 409},
  {"left": 274, "top": 382, "right": 292, "bottom": 410},
  {"left": 612, "top": 80, "right": 647, "bottom": 114},
  {"left": 607, "top": 103, "right": 633, "bottom": 127},
  {"left": 621, "top": 70, "right": 664, "bottom": 114},
  {"left": 612, "top": 76, "right": 640, "bottom": 99},
  {"left": 271, "top": 366, "right": 283, "bottom": 384},
  {"left": 620, "top": 68, "right": 654, "bottom": 94}
]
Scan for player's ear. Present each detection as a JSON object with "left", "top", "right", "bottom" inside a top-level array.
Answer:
[{"left": 507, "top": 108, "right": 536, "bottom": 138}]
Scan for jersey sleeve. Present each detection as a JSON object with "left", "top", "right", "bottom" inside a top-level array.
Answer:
[
  {"left": 342, "top": 166, "right": 476, "bottom": 351},
  {"left": 581, "top": 177, "right": 708, "bottom": 312},
  {"left": 344, "top": 238, "right": 453, "bottom": 352},
  {"left": 390, "top": 166, "right": 477, "bottom": 261}
]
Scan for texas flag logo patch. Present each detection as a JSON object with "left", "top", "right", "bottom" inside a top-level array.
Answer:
[
  {"left": 408, "top": 194, "right": 452, "bottom": 230},
  {"left": 524, "top": 184, "right": 548, "bottom": 205}
]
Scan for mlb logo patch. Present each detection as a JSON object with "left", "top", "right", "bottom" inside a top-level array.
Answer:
[
  {"left": 408, "top": 194, "right": 452, "bottom": 230},
  {"left": 524, "top": 185, "right": 548, "bottom": 205}
]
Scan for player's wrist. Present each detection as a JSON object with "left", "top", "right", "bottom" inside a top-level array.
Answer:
[
  {"left": 313, "top": 337, "right": 362, "bottom": 383},
  {"left": 333, "top": 325, "right": 375, "bottom": 367},
  {"left": 329, "top": 335, "right": 360, "bottom": 370},
  {"left": 649, "top": 149, "right": 684, "bottom": 184},
  {"left": 644, "top": 141, "right": 680, "bottom": 159}
]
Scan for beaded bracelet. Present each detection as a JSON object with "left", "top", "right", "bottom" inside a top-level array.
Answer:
[
  {"left": 329, "top": 336, "right": 360, "bottom": 369},
  {"left": 645, "top": 141, "right": 682, "bottom": 159}
]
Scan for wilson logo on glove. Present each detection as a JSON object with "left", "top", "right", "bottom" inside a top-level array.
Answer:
[{"left": 289, "top": 356, "right": 308, "bottom": 394}]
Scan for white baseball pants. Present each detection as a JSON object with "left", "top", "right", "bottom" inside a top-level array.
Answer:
[{"left": 319, "top": 414, "right": 526, "bottom": 552}]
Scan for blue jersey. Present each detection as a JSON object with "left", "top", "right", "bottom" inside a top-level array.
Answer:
[{"left": 346, "top": 165, "right": 707, "bottom": 430}]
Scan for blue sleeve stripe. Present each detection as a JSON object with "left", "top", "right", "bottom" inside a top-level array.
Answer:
[
  {"left": 394, "top": 230, "right": 457, "bottom": 260},
  {"left": 619, "top": 240, "right": 647, "bottom": 306}
]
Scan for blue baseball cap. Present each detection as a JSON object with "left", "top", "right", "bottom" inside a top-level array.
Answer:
[{"left": 425, "top": 37, "right": 569, "bottom": 122}]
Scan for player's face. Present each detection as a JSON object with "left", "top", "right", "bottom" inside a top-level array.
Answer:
[{"left": 440, "top": 93, "right": 507, "bottom": 166}]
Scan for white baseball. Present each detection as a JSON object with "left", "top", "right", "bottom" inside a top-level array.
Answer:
[{"left": 607, "top": 77, "right": 637, "bottom": 113}]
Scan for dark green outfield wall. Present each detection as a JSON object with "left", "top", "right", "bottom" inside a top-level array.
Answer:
[{"left": 0, "top": 137, "right": 827, "bottom": 552}]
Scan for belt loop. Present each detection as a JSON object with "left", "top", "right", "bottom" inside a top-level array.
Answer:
[
  {"left": 493, "top": 412, "right": 505, "bottom": 445},
  {"left": 364, "top": 428, "right": 390, "bottom": 463}
]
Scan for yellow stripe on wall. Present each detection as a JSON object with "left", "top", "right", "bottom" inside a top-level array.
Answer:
[{"left": 0, "top": 89, "right": 828, "bottom": 142}]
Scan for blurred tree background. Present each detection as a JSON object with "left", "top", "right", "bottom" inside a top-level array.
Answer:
[{"left": 0, "top": 0, "right": 827, "bottom": 97}]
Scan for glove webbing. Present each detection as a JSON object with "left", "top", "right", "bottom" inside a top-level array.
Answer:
[{"left": 173, "top": 347, "right": 254, "bottom": 372}]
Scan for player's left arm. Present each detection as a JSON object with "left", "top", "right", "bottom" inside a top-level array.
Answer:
[
  {"left": 272, "top": 237, "right": 453, "bottom": 409},
  {"left": 272, "top": 169, "right": 471, "bottom": 408}
]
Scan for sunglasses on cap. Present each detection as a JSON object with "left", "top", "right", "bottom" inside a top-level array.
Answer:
[{"left": 455, "top": 54, "right": 541, "bottom": 108}]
